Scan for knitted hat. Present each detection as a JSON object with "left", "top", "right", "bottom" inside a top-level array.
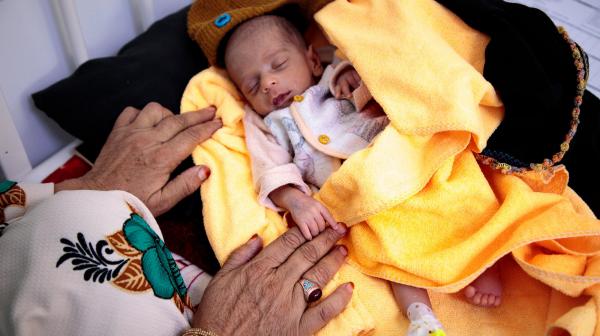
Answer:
[{"left": 187, "top": 0, "right": 332, "bottom": 66}]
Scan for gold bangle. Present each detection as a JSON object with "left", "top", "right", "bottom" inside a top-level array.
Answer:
[{"left": 181, "top": 328, "right": 218, "bottom": 336}]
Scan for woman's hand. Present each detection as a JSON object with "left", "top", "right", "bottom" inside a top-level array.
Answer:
[
  {"left": 193, "top": 225, "right": 353, "bottom": 336},
  {"left": 55, "top": 102, "right": 222, "bottom": 216}
]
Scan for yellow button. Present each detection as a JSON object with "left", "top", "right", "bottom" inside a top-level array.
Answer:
[
  {"left": 293, "top": 95, "right": 304, "bottom": 102},
  {"left": 318, "top": 134, "right": 330, "bottom": 144}
]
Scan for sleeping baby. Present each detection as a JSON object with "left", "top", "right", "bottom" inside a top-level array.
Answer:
[{"left": 223, "top": 14, "right": 501, "bottom": 336}]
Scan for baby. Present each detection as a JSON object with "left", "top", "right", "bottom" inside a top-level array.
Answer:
[
  {"left": 226, "top": 15, "right": 388, "bottom": 241},
  {"left": 223, "top": 15, "right": 501, "bottom": 336}
]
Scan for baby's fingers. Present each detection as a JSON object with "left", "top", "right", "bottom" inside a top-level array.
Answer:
[
  {"left": 351, "top": 70, "right": 361, "bottom": 86},
  {"left": 307, "top": 218, "right": 320, "bottom": 238},
  {"left": 321, "top": 207, "right": 339, "bottom": 231},
  {"left": 298, "top": 221, "right": 313, "bottom": 240},
  {"left": 348, "top": 74, "right": 360, "bottom": 91},
  {"left": 315, "top": 213, "right": 326, "bottom": 232},
  {"left": 334, "top": 85, "right": 342, "bottom": 99},
  {"left": 341, "top": 80, "right": 351, "bottom": 99}
]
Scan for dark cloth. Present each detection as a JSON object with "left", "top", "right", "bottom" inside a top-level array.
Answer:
[
  {"left": 32, "top": 6, "right": 208, "bottom": 160},
  {"left": 437, "top": 0, "right": 600, "bottom": 215}
]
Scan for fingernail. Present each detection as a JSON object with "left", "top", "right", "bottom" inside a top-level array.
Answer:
[
  {"left": 338, "top": 245, "right": 348, "bottom": 256},
  {"left": 335, "top": 223, "right": 347, "bottom": 235},
  {"left": 198, "top": 166, "right": 211, "bottom": 180},
  {"left": 249, "top": 234, "right": 261, "bottom": 244},
  {"left": 347, "top": 282, "right": 354, "bottom": 292}
]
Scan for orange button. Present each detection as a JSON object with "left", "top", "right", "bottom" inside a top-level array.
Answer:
[
  {"left": 293, "top": 95, "right": 304, "bottom": 102},
  {"left": 318, "top": 134, "right": 330, "bottom": 144}
]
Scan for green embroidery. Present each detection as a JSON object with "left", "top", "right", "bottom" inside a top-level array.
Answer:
[
  {"left": 123, "top": 214, "right": 187, "bottom": 300},
  {"left": 0, "top": 180, "right": 16, "bottom": 194}
]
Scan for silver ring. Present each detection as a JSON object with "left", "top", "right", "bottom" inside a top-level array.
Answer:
[{"left": 298, "top": 278, "right": 322, "bottom": 303}]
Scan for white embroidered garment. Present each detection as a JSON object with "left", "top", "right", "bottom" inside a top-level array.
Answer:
[{"left": 0, "top": 183, "right": 211, "bottom": 336}]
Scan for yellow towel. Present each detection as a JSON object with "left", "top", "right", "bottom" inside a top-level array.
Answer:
[{"left": 181, "top": 0, "right": 600, "bottom": 334}]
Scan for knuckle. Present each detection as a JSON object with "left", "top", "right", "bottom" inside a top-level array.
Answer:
[
  {"left": 171, "top": 115, "right": 188, "bottom": 129},
  {"left": 299, "top": 243, "right": 320, "bottom": 264},
  {"left": 145, "top": 101, "right": 163, "bottom": 111},
  {"left": 308, "top": 266, "right": 329, "bottom": 287},
  {"left": 324, "top": 227, "right": 340, "bottom": 245},
  {"left": 200, "top": 107, "right": 216, "bottom": 118},
  {"left": 318, "top": 304, "right": 334, "bottom": 323},
  {"left": 181, "top": 176, "right": 198, "bottom": 195},
  {"left": 123, "top": 106, "right": 138, "bottom": 114},
  {"left": 181, "top": 126, "right": 206, "bottom": 144},
  {"left": 281, "top": 230, "right": 304, "bottom": 250}
]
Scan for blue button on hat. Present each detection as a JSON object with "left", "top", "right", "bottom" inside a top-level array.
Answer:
[{"left": 214, "top": 13, "right": 232, "bottom": 28}]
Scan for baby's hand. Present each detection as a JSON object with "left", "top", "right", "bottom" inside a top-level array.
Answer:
[
  {"left": 333, "top": 67, "right": 362, "bottom": 99},
  {"left": 288, "top": 193, "right": 338, "bottom": 240}
]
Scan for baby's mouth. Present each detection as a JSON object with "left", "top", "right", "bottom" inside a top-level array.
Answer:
[{"left": 272, "top": 91, "right": 292, "bottom": 108}]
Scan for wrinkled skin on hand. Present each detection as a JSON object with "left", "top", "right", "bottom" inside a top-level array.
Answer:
[
  {"left": 193, "top": 226, "right": 353, "bottom": 336},
  {"left": 56, "top": 102, "right": 222, "bottom": 216}
]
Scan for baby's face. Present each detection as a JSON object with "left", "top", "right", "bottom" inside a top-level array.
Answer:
[{"left": 226, "top": 29, "right": 322, "bottom": 116}]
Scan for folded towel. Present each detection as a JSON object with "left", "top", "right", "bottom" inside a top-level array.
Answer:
[{"left": 182, "top": 0, "right": 600, "bottom": 334}]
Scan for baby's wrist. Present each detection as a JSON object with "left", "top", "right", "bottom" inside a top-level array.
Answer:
[{"left": 270, "top": 185, "right": 303, "bottom": 209}]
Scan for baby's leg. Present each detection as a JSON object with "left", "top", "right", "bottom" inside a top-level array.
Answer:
[
  {"left": 463, "top": 263, "right": 502, "bottom": 307},
  {"left": 391, "top": 282, "right": 445, "bottom": 336}
]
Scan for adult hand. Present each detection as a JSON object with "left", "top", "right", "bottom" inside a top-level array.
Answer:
[
  {"left": 193, "top": 225, "right": 353, "bottom": 336},
  {"left": 55, "top": 102, "right": 222, "bottom": 216}
]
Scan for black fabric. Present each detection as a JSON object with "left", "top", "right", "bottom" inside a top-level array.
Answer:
[
  {"left": 32, "top": 6, "right": 208, "bottom": 160},
  {"left": 437, "top": 0, "right": 600, "bottom": 215}
]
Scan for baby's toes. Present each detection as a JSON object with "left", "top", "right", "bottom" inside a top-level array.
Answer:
[
  {"left": 493, "top": 294, "right": 502, "bottom": 307},
  {"left": 473, "top": 292, "right": 483, "bottom": 305},
  {"left": 464, "top": 286, "right": 476, "bottom": 299},
  {"left": 482, "top": 294, "right": 494, "bottom": 307}
]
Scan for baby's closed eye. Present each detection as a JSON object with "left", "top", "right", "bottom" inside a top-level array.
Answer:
[{"left": 273, "top": 59, "right": 288, "bottom": 69}]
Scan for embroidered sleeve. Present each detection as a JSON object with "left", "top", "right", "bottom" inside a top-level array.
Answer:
[
  {"left": 0, "top": 181, "right": 53, "bottom": 235},
  {"left": 0, "top": 189, "right": 205, "bottom": 334}
]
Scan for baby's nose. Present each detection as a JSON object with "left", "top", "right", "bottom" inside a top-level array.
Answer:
[{"left": 262, "top": 79, "right": 278, "bottom": 93}]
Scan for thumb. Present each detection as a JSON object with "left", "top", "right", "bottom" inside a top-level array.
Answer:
[
  {"left": 221, "top": 235, "right": 263, "bottom": 272},
  {"left": 148, "top": 165, "right": 211, "bottom": 216}
]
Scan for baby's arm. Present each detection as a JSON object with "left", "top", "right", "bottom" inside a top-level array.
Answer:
[
  {"left": 270, "top": 185, "right": 338, "bottom": 240},
  {"left": 243, "top": 107, "right": 337, "bottom": 239}
]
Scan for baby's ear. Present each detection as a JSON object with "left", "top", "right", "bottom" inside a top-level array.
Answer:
[{"left": 307, "top": 45, "right": 324, "bottom": 77}]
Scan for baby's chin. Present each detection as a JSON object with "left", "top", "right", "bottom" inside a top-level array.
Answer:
[
  {"left": 275, "top": 100, "right": 294, "bottom": 111},
  {"left": 252, "top": 101, "right": 293, "bottom": 116}
]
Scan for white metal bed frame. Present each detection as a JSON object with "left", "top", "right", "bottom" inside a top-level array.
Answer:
[{"left": 0, "top": 0, "right": 157, "bottom": 182}]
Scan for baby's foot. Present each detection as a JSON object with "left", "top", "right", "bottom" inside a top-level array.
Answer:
[
  {"left": 463, "top": 264, "right": 502, "bottom": 307},
  {"left": 406, "top": 303, "right": 446, "bottom": 336}
]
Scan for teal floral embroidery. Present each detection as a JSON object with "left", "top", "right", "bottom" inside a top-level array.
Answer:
[
  {"left": 1, "top": 180, "right": 24, "bottom": 228},
  {"left": 0, "top": 180, "right": 17, "bottom": 193},
  {"left": 123, "top": 213, "right": 187, "bottom": 300}
]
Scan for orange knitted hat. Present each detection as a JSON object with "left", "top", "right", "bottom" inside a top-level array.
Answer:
[{"left": 187, "top": 0, "right": 332, "bottom": 66}]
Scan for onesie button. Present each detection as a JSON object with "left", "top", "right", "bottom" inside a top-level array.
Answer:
[
  {"left": 214, "top": 13, "right": 231, "bottom": 28},
  {"left": 318, "top": 134, "right": 330, "bottom": 144},
  {"left": 293, "top": 95, "right": 304, "bottom": 102}
]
